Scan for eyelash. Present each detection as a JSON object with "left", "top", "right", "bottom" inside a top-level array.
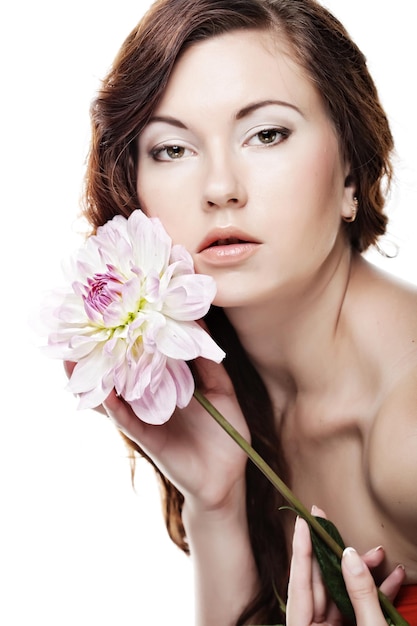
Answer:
[
  {"left": 246, "top": 126, "right": 291, "bottom": 147},
  {"left": 149, "top": 126, "right": 291, "bottom": 161},
  {"left": 150, "top": 144, "right": 194, "bottom": 161}
]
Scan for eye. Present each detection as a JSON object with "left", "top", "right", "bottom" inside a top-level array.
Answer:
[
  {"left": 150, "top": 143, "right": 194, "bottom": 161},
  {"left": 258, "top": 129, "right": 279, "bottom": 144},
  {"left": 246, "top": 127, "right": 290, "bottom": 147}
]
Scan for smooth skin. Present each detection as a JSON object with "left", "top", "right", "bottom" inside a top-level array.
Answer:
[{"left": 71, "top": 29, "right": 417, "bottom": 626}]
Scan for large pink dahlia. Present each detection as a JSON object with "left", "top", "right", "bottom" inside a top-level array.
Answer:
[{"left": 43, "top": 210, "right": 225, "bottom": 424}]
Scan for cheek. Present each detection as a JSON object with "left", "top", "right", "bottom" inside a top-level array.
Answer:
[
  {"left": 137, "top": 176, "right": 195, "bottom": 247},
  {"left": 136, "top": 172, "right": 164, "bottom": 219}
]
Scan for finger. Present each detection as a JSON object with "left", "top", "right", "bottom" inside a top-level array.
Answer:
[
  {"left": 63, "top": 360, "right": 76, "bottom": 378},
  {"left": 359, "top": 545, "right": 405, "bottom": 603},
  {"left": 286, "top": 516, "right": 315, "bottom": 624},
  {"left": 103, "top": 390, "right": 150, "bottom": 442},
  {"left": 192, "top": 356, "right": 233, "bottom": 395},
  {"left": 311, "top": 504, "right": 327, "bottom": 519},
  {"left": 361, "top": 545, "right": 385, "bottom": 569},
  {"left": 379, "top": 564, "right": 406, "bottom": 602},
  {"left": 341, "top": 547, "right": 387, "bottom": 625},
  {"left": 309, "top": 506, "right": 342, "bottom": 622},
  {"left": 311, "top": 550, "right": 329, "bottom": 622}
]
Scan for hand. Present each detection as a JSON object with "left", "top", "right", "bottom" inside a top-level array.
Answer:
[
  {"left": 286, "top": 509, "right": 405, "bottom": 626},
  {"left": 64, "top": 357, "right": 250, "bottom": 511}
]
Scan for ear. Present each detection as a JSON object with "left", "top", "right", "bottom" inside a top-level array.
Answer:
[{"left": 341, "top": 172, "right": 358, "bottom": 223}]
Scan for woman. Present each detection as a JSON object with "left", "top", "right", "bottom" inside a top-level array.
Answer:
[{"left": 78, "top": 0, "right": 417, "bottom": 623}]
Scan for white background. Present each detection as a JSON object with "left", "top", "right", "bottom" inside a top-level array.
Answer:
[{"left": 1, "top": 1, "right": 416, "bottom": 624}]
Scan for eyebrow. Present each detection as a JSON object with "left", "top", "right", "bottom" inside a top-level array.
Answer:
[
  {"left": 146, "top": 115, "right": 188, "bottom": 129},
  {"left": 146, "top": 99, "right": 303, "bottom": 129},
  {"left": 236, "top": 99, "right": 304, "bottom": 119}
]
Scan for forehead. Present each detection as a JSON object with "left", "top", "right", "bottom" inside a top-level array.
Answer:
[{"left": 154, "top": 29, "right": 320, "bottom": 118}]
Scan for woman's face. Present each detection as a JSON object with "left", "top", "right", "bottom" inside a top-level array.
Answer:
[{"left": 137, "top": 30, "right": 355, "bottom": 307}]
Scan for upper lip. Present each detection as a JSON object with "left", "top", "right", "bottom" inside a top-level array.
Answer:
[{"left": 197, "top": 227, "right": 260, "bottom": 252}]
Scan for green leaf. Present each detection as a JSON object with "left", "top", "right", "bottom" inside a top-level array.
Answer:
[{"left": 309, "top": 516, "right": 356, "bottom": 624}]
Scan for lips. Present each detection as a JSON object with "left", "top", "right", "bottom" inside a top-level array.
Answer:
[
  {"left": 198, "top": 228, "right": 259, "bottom": 252},
  {"left": 209, "top": 237, "right": 247, "bottom": 247}
]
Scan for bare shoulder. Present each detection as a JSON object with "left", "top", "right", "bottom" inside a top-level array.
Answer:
[
  {"left": 349, "top": 255, "right": 417, "bottom": 368},
  {"left": 352, "top": 257, "right": 417, "bottom": 549}
]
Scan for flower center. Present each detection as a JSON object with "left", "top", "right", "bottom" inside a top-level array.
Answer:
[{"left": 84, "top": 267, "right": 124, "bottom": 314}]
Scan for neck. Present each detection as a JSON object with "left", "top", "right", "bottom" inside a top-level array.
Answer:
[{"left": 224, "top": 245, "right": 357, "bottom": 396}]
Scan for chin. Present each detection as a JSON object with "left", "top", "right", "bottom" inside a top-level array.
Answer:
[{"left": 212, "top": 290, "right": 256, "bottom": 309}]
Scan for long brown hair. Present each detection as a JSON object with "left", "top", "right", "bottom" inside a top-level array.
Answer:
[{"left": 83, "top": 1, "right": 394, "bottom": 622}]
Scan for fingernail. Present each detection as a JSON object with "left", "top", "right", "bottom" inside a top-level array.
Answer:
[
  {"left": 396, "top": 564, "right": 406, "bottom": 572},
  {"left": 343, "top": 547, "right": 366, "bottom": 575},
  {"left": 311, "top": 504, "right": 319, "bottom": 515},
  {"left": 362, "top": 545, "right": 384, "bottom": 560}
]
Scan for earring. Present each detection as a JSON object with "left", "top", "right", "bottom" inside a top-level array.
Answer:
[{"left": 343, "top": 196, "right": 358, "bottom": 223}]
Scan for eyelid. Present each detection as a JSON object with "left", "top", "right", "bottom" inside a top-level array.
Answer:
[
  {"left": 244, "top": 125, "right": 291, "bottom": 146},
  {"left": 149, "top": 141, "right": 196, "bottom": 161}
]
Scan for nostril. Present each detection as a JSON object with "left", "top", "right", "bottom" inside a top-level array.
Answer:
[{"left": 205, "top": 196, "right": 243, "bottom": 209}]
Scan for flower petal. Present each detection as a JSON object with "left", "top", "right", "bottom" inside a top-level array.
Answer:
[
  {"left": 165, "top": 358, "right": 194, "bottom": 408},
  {"left": 128, "top": 369, "right": 177, "bottom": 425},
  {"left": 163, "top": 274, "right": 217, "bottom": 321},
  {"left": 157, "top": 319, "right": 225, "bottom": 362},
  {"left": 41, "top": 209, "right": 225, "bottom": 425},
  {"left": 128, "top": 210, "right": 171, "bottom": 275}
]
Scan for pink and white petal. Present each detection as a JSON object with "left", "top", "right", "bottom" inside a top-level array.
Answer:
[
  {"left": 128, "top": 370, "right": 177, "bottom": 425},
  {"left": 158, "top": 261, "right": 181, "bottom": 294},
  {"left": 169, "top": 244, "right": 195, "bottom": 272},
  {"left": 148, "top": 350, "right": 169, "bottom": 393},
  {"left": 141, "top": 312, "right": 167, "bottom": 352},
  {"left": 117, "top": 350, "right": 150, "bottom": 400},
  {"left": 190, "top": 323, "right": 225, "bottom": 362},
  {"left": 122, "top": 276, "right": 143, "bottom": 310},
  {"left": 45, "top": 332, "right": 102, "bottom": 361},
  {"left": 102, "top": 300, "right": 127, "bottom": 327},
  {"left": 68, "top": 333, "right": 111, "bottom": 360},
  {"left": 82, "top": 299, "right": 106, "bottom": 325},
  {"left": 165, "top": 358, "right": 194, "bottom": 408},
  {"left": 163, "top": 274, "right": 217, "bottom": 320},
  {"left": 114, "top": 359, "right": 138, "bottom": 400},
  {"left": 55, "top": 294, "right": 89, "bottom": 324},
  {"left": 143, "top": 271, "right": 162, "bottom": 304},
  {"left": 129, "top": 211, "right": 171, "bottom": 274},
  {"left": 155, "top": 319, "right": 201, "bottom": 360},
  {"left": 42, "top": 342, "right": 76, "bottom": 360},
  {"left": 76, "top": 372, "right": 114, "bottom": 410},
  {"left": 157, "top": 319, "right": 224, "bottom": 362},
  {"left": 67, "top": 346, "right": 114, "bottom": 394}
]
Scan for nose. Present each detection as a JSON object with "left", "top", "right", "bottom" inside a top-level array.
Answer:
[{"left": 202, "top": 153, "right": 248, "bottom": 211}]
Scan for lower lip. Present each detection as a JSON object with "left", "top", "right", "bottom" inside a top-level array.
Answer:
[{"left": 198, "top": 242, "right": 260, "bottom": 266}]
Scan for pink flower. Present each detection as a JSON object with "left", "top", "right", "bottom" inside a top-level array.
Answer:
[{"left": 43, "top": 210, "right": 225, "bottom": 424}]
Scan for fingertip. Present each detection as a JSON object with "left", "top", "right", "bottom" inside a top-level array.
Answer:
[
  {"left": 379, "top": 564, "right": 406, "bottom": 601},
  {"left": 341, "top": 547, "right": 387, "bottom": 624},
  {"left": 362, "top": 545, "right": 385, "bottom": 568},
  {"left": 294, "top": 515, "right": 309, "bottom": 534},
  {"left": 63, "top": 360, "right": 76, "bottom": 378},
  {"left": 102, "top": 388, "right": 122, "bottom": 412},
  {"left": 343, "top": 547, "right": 366, "bottom": 576},
  {"left": 311, "top": 504, "right": 327, "bottom": 518},
  {"left": 292, "top": 516, "right": 312, "bottom": 559},
  {"left": 390, "top": 564, "right": 407, "bottom": 588}
]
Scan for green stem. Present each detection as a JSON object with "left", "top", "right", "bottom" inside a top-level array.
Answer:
[{"left": 193, "top": 389, "right": 409, "bottom": 626}]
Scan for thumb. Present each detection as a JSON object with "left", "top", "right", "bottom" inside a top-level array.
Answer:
[{"left": 341, "top": 547, "right": 387, "bottom": 625}]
